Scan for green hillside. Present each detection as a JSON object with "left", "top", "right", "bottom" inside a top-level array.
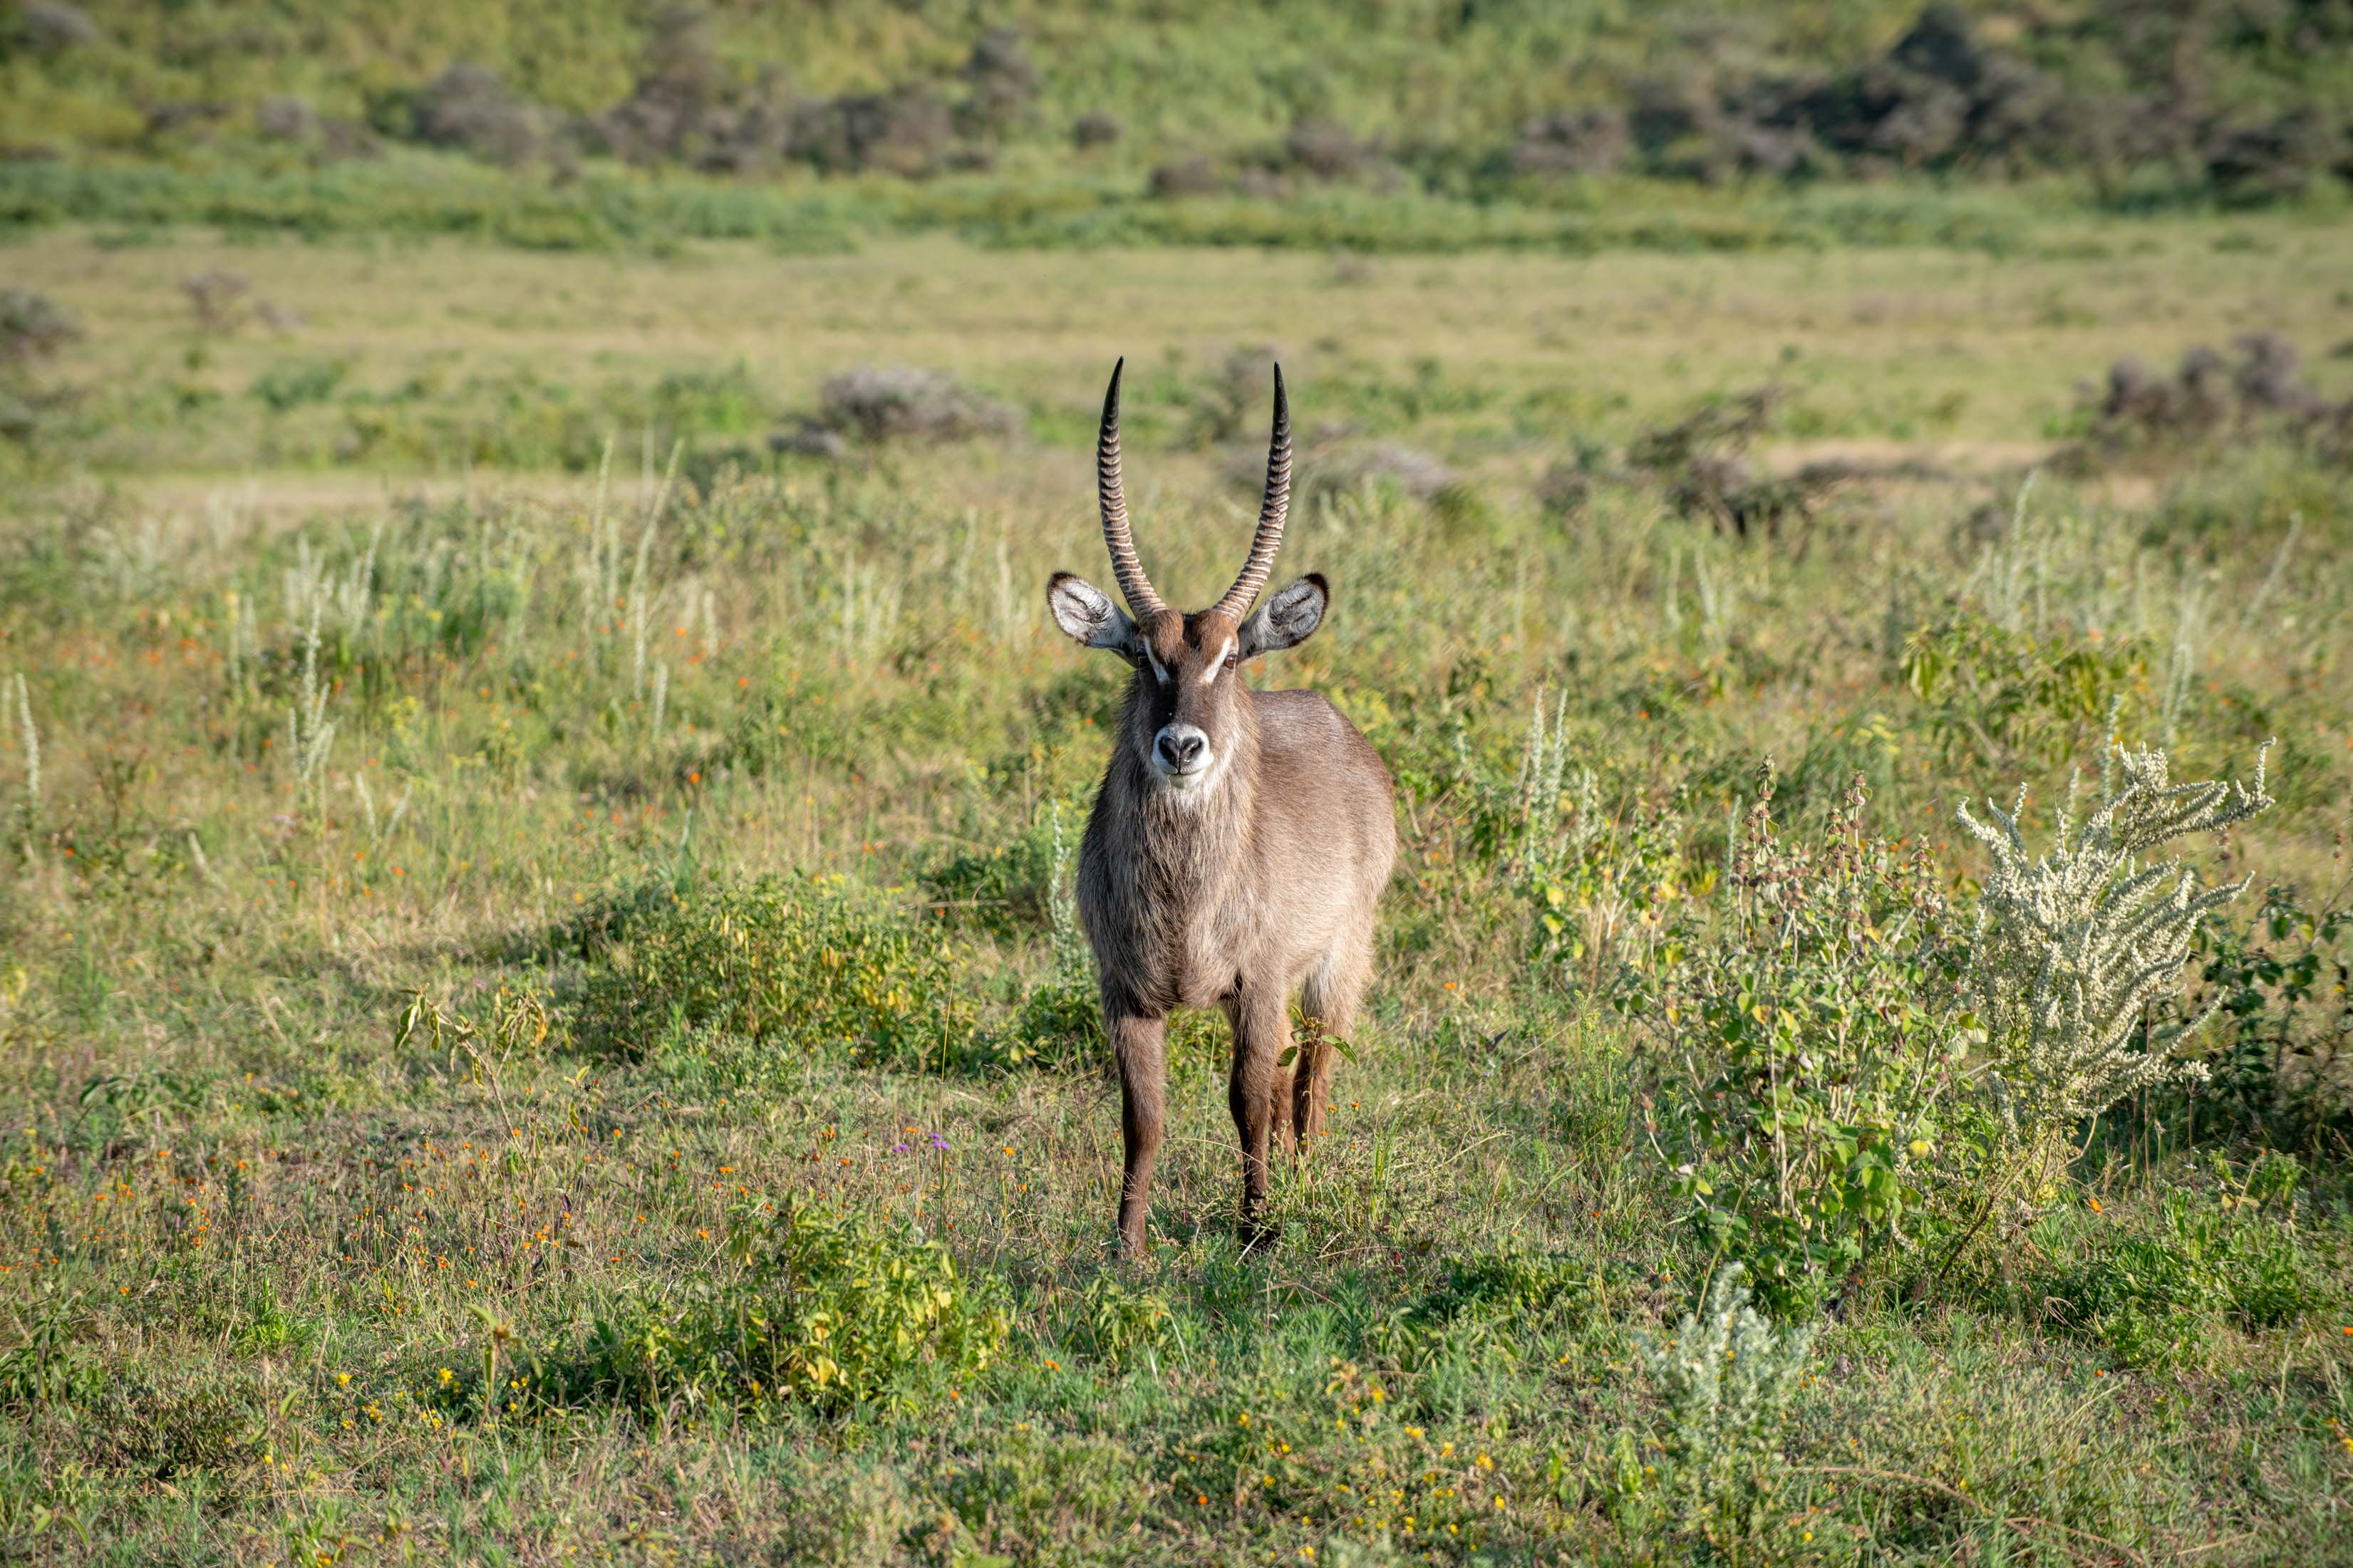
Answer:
[{"left": 6, "top": 0, "right": 2352, "bottom": 224}]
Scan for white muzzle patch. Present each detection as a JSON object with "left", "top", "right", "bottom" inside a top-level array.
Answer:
[{"left": 1150, "top": 723, "right": 1217, "bottom": 791}]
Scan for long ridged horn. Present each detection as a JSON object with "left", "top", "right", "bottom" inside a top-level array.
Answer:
[
  {"left": 1209, "top": 364, "right": 1291, "bottom": 622},
  {"left": 1095, "top": 358, "right": 1164, "bottom": 620}
]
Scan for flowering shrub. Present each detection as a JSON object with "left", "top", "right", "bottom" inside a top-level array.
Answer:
[
  {"left": 576, "top": 873, "right": 976, "bottom": 1067},
  {"left": 576, "top": 1200, "right": 1007, "bottom": 1417},
  {"left": 1958, "top": 743, "right": 2272, "bottom": 1203},
  {"left": 1650, "top": 742, "right": 2282, "bottom": 1309},
  {"left": 1648, "top": 767, "right": 1973, "bottom": 1312}
]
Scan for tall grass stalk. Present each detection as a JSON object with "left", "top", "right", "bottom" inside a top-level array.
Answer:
[
  {"left": 2238, "top": 512, "right": 2301, "bottom": 633},
  {"left": 286, "top": 596, "right": 338, "bottom": 817},
  {"left": 222, "top": 588, "right": 252, "bottom": 690},
  {"left": 583, "top": 432, "right": 617, "bottom": 640},
  {"left": 2161, "top": 577, "right": 2210, "bottom": 744},
  {"left": 627, "top": 440, "right": 683, "bottom": 700},
  {"left": 9, "top": 672, "right": 36, "bottom": 855}
]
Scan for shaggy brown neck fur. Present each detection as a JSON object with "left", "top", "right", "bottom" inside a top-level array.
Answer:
[{"left": 1112, "top": 670, "right": 1260, "bottom": 920}]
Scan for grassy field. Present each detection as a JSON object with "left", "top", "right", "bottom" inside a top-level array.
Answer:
[
  {"left": 9, "top": 207, "right": 2353, "bottom": 479},
  {"left": 1, "top": 206, "right": 2352, "bottom": 1567}
]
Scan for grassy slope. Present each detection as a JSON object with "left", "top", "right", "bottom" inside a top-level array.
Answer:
[
  {"left": 0, "top": 224, "right": 2350, "bottom": 1562},
  {"left": 9, "top": 1, "right": 2351, "bottom": 167},
  {"left": 0, "top": 1, "right": 2057, "bottom": 152}
]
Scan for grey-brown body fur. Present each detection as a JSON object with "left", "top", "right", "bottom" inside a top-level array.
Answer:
[
  {"left": 1082, "top": 683, "right": 1392, "bottom": 1019},
  {"left": 1081, "top": 648, "right": 1395, "bottom": 1254}
]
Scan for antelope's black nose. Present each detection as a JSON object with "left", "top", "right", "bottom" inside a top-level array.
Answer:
[{"left": 1154, "top": 726, "right": 1206, "bottom": 772}]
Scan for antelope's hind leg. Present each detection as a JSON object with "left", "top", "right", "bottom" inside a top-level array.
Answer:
[{"left": 1293, "top": 935, "right": 1372, "bottom": 1148}]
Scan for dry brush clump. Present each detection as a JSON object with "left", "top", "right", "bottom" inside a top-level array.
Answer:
[
  {"left": 1148, "top": 113, "right": 1411, "bottom": 200},
  {"left": 479, "top": 12, "right": 1035, "bottom": 179},
  {"left": 410, "top": 63, "right": 549, "bottom": 168},
  {"left": 1548, "top": 385, "right": 1867, "bottom": 538},
  {"left": 1496, "top": 3, "right": 2347, "bottom": 200},
  {"left": 0, "top": 289, "right": 83, "bottom": 452},
  {"left": 0, "top": 288, "right": 81, "bottom": 372},
  {"left": 1221, "top": 432, "right": 1457, "bottom": 509},
  {"left": 2072, "top": 332, "right": 2353, "bottom": 467},
  {"left": 773, "top": 366, "right": 1020, "bottom": 452}
]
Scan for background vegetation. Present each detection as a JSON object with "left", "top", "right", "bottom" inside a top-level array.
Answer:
[
  {"left": 6, "top": 1, "right": 2353, "bottom": 253},
  {"left": 2, "top": 2, "right": 2352, "bottom": 1564}
]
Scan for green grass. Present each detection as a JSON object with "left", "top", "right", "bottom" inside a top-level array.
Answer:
[{"left": 0, "top": 221, "right": 2350, "bottom": 1562}]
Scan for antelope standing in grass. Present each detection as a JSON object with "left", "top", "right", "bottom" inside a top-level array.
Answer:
[{"left": 1048, "top": 360, "right": 1397, "bottom": 1254}]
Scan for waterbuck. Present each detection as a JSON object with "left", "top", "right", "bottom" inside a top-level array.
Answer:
[{"left": 1047, "top": 359, "right": 1397, "bottom": 1254}]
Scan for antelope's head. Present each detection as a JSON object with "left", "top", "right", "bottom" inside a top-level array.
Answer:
[{"left": 1049, "top": 359, "right": 1328, "bottom": 797}]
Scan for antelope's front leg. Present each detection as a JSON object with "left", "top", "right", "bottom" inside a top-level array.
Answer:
[
  {"left": 1109, "top": 1011, "right": 1168, "bottom": 1256},
  {"left": 1224, "top": 986, "right": 1291, "bottom": 1250}
]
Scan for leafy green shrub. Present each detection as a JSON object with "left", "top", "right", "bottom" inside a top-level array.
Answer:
[
  {"left": 1365, "top": 1247, "right": 1609, "bottom": 1369},
  {"left": 249, "top": 358, "right": 347, "bottom": 411},
  {"left": 2181, "top": 883, "right": 2353, "bottom": 1151},
  {"left": 1648, "top": 767, "right": 1973, "bottom": 1312},
  {"left": 576, "top": 875, "right": 976, "bottom": 1068},
  {"left": 1900, "top": 612, "right": 2150, "bottom": 769},
  {"left": 921, "top": 815, "right": 1056, "bottom": 939},
  {"left": 2015, "top": 1163, "right": 2326, "bottom": 1369},
  {"left": 1615, "top": 1265, "right": 1816, "bottom": 1551},
  {"left": 575, "top": 1200, "right": 1008, "bottom": 1417},
  {"left": 1067, "top": 1272, "right": 1172, "bottom": 1372}
]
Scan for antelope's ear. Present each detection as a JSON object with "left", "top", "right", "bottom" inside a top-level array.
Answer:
[
  {"left": 1238, "top": 573, "right": 1326, "bottom": 658},
  {"left": 1048, "top": 572, "right": 1142, "bottom": 662}
]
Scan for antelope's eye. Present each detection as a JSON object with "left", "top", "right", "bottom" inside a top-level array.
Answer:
[{"left": 1223, "top": 645, "right": 1239, "bottom": 670}]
